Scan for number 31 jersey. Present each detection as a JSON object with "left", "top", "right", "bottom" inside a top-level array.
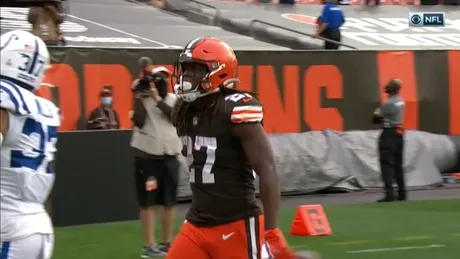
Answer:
[
  {"left": 178, "top": 92, "right": 263, "bottom": 227},
  {"left": 0, "top": 79, "right": 61, "bottom": 241}
]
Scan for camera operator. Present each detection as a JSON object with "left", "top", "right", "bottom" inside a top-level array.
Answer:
[{"left": 130, "top": 58, "right": 181, "bottom": 257}]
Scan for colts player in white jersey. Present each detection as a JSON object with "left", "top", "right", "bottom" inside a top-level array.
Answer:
[{"left": 0, "top": 30, "right": 60, "bottom": 259}]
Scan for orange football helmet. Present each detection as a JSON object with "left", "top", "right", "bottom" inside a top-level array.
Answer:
[{"left": 173, "top": 37, "right": 239, "bottom": 102}]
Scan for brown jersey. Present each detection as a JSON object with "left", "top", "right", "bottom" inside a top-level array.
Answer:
[{"left": 178, "top": 92, "right": 263, "bottom": 227}]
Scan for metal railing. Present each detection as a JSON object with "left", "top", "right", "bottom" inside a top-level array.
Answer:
[
  {"left": 249, "top": 19, "right": 357, "bottom": 50},
  {"left": 188, "top": 0, "right": 222, "bottom": 25}
]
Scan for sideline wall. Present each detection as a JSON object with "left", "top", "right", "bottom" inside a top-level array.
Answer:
[{"left": 45, "top": 48, "right": 460, "bottom": 226}]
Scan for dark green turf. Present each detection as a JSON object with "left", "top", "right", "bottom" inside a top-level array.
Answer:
[{"left": 54, "top": 199, "right": 460, "bottom": 259}]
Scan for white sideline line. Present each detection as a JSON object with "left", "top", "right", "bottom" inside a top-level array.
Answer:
[
  {"left": 346, "top": 244, "right": 445, "bottom": 254},
  {"left": 67, "top": 14, "right": 173, "bottom": 48}
]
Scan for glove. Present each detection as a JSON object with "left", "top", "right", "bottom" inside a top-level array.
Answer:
[{"left": 264, "top": 228, "right": 297, "bottom": 259}]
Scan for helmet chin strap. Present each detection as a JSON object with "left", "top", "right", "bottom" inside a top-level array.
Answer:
[
  {"left": 175, "top": 83, "right": 220, "bottom": 102},
  {"left": 175, "top": 86, "right": 219, "bottom": 102}
]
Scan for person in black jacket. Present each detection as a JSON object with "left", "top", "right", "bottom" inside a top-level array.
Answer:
[{"left": 86, "top": 86, "right": 120, "bottom": 130}]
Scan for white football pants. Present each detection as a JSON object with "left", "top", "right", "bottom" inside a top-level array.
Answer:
[{"left": 0, "top": 234, "right": 54, "bottom": 259}]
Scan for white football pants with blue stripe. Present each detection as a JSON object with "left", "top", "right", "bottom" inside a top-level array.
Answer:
[{"left": 0, "top": 234, "right": 54, "bottom": 259}]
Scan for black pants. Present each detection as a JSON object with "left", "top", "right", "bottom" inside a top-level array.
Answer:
[
  {"left": 278, "top": 0, "right": 295, "bottom": 3},
  {"left": 134, "top": 155, "right": 179, "bottom": 208},
  {"left": 322, "top": 29, "right": 341, "bottom": 50},
  {"left": 366, "top": 0, "right": 380, "bottom": 5},
  {"left": 420, "top": 0, "right": 439, "bottom": 5},
  {"left": 378, "top": 128, "right": 405, "bottom": 198}
]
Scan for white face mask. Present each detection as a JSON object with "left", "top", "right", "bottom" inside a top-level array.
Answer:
[{"left": 101, "top": 97, "right": 113, "bottom": 106}]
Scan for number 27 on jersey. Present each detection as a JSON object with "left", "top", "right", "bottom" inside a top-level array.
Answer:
[{"left": 181, "top": 136, "right": 217, "bottom": 184}]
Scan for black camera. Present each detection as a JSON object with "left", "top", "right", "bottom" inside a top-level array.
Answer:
[
  {"left": 132, "top": 74, "right": 153, "bottom": 94},
  {"left": 132, "top": 56, "right": 154, "bottom": 94},
  {"left": 132, "top": 57, "right": 170, "bottom": 97},
  {"left": 132, "top": 69, "right": 169, "bottom": 99}
]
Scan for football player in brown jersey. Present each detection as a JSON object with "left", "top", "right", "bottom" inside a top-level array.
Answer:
[{"left": 166, "top": 37, "right": 314, "bottom": 259}]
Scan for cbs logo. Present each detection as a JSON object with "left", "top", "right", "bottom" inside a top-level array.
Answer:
[{"left": 410, "top": 14, "right": 422, "bottom": 25}]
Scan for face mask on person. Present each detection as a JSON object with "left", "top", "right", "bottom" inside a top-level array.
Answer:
[{"left": 101, "top": 97, "right": 113, "bottom": 106}]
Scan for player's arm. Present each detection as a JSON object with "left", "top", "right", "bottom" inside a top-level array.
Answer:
[
  {"left": 1, "top": 80, "right": 28, "bottom": 143},
  {"left": 0, "top": 108, "right": 9, "bottom": 145},
  {"left": 234, "top": 122, "right": 280, "bottom": 230},
  {"left": 231, "top": 97, "right": 298, "bottom": 259},
  {"left": 45, "top": 160, "right": 56, "bottom": 215},
  {"left": 230, "top": 98, "right": 280, "bottom": 230},
  {"left": 45, "top": 103, "right": 61, "bottom": 214}
]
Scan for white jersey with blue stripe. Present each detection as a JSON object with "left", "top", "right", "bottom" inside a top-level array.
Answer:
[{"left": 0, "top": 79, "right": 61, "bottom": 241}]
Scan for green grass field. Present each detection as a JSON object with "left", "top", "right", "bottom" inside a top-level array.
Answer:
[{"left": 54, "top": 199, "right": 460, "bottom": 259}]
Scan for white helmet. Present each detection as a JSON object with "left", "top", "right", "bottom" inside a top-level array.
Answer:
[{"left": 1, "top": 30, "right": 50, "bottom": 91}]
